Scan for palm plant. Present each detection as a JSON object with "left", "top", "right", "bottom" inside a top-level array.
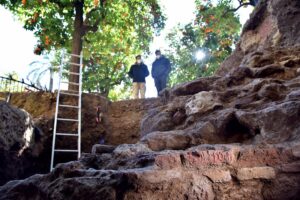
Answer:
[{"left": 27, "top": 56, "right": 58, "bottom": 92}]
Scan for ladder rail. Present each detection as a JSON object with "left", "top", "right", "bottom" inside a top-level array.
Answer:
[
  {"left": 50, "top": 52, "right": 83, "bottom": 171},
  {"left": 78, "top": 51, "right": 83, "bottom": 159},
  {"left": 50, "top": 52, "right": 64, "bottom": 171}
]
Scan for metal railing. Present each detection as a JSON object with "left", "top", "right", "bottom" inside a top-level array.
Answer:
[{"left": 0, "top": 75, "right": 46, "bottom": 102}]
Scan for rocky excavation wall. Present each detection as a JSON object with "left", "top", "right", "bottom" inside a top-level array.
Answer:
[
  {"left": 1, "top": 0, "right": 300, "bottom": 199},
  {"left": 0, "top": 92, "right": 162, "bottom": 150},
  {"left": 0, "top": 93, "right": 162, "bottom": 185}
]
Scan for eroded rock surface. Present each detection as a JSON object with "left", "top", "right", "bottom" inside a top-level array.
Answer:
[
  {"left": 0, "top": 93, "right": 162, "bottom": 185},
  {"left": 0, "top": 101, "right": 45, "bottom": 186},
  {"left": 1, "top": 143, "right": 300, "bottom": 199}
]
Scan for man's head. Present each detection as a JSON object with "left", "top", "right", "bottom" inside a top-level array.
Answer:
[
  {"left": 136, "top": 55, "right": 142, "bottom": 64},
  {"left": 155, "top": 50, "right": 161, "bottom": 59}
]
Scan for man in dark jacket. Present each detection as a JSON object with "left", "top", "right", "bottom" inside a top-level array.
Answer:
[
  {"left": 152, "top": 50, "right": 171, "bottom": 95},
  {"left": 128, "top": 55, "right": 149, "bottom": 99}
]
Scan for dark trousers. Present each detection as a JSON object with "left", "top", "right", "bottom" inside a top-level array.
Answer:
[
  {"left": 154, "top": 76, "right": 167, "bottom": 95},
  {"left": 250, "top": 0, "right": 259, "bottom": 6}
]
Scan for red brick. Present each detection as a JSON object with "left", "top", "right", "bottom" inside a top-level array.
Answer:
[{"left": 183, "top": 150, "right": 236, "bottom": 167}]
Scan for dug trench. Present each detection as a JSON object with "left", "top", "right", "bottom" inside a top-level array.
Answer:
[
  {"left": 0, "top": 92, "right": 163, "bottom": 185},
  {"left": 0, "top": 90, "right": 261, "bottom": 186}
]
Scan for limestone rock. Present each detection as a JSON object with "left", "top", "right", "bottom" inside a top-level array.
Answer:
[
  {"left": 292, "top": 145, "right": 300, "bottom": 158},
  {"left": 91, "top": 144, "right": 115, "bottom": 154},
  {"left": 217, "top": 0, "right": 300, "bottom": 75},
  {"left": 203, "top": 169, "right": 232, "bottom": 183},
  {"left": 0, "top": 101, "right": 45, "bottom": 186},
  {"left": 166, "top": 76, "right": 221, "bottom": 97},
  {"left": 113, "top": 143, "right": 152, "bottom": 157},
  {"left": 280, "top": 161, "right": 300, "bottom": 173},
  {"left": 0, "top": 101, "right": 35, "bottom": 151},
  {"left": 141, "top": 130, "right": 190, "bottom": 151},
  {"left": 141, "top": 108, "right": 172, "bottom": 135},
  {"left": 185, "top": 91, "right": 222, "bottom": 115},
  {"left": 237, "top": 167, "right": 276, "bottom": 180},
  {"left": 262, "top": 174, "right": 300, "bottom": 200}
]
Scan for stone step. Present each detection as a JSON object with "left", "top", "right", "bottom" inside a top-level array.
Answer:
[{"left": 91, "top": 144, "right": 116, "bottom": 154}]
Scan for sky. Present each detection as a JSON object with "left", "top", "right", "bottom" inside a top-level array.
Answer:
[{"left": 0, "top": 1, "right": 252, "bottom": 98}]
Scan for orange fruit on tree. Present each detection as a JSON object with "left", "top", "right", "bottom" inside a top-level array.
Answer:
[
  {"left": 94, "top": 0, "right": 99, "bottom": 6},
  {"left": 22, "top": 0, "right": 26, "bottom": 5},
  {"left": 45, "top": 36, "right": 50, "bottom": 45},
  {"left": 204, "top": 28, "right": 213, "bottom": 33}
]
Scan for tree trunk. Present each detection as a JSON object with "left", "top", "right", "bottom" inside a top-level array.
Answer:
[
  {"left": 69, "top": 1, "right": 84, "bottom": 91},
  {"left": 101, "top": 90, "right": 109, "bottom": 97}
]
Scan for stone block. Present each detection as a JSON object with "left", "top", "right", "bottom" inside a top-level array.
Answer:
[
  {"left": 91, "top": 144, "right": 115, "bottom": 154},
  {"left": 185, "top": 91, "right": 222, "bottom": 115},
  {"left": 237, "top": 167, "right": 276, "bottom": 180},
  {"left": 184, "top": 149, "right": 236, "bottom": 167},
  {"left": 203, "top": 169, "right": 232, "bottom": 183},
  {"left": 280, "top": 161, "right": 300, "bottom": 173},
  {"left": 292, "top": 145, "right": 300, "bottom": 158},
  {"left": 154, "top": 153, "right": 181, "bottom": 169}
]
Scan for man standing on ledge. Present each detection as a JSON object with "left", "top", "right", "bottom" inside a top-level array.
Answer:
[
  {"left": 152, "top": 50, "right": 171, "bottom": 96},
  {"left": 128, "top": 55, "right": 149, "bottom": 99}
]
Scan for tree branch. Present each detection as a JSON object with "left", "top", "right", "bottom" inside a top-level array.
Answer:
[
  {"left": 83, "top": 0, "right": 106, "bottom": 34},
  {"left": 229, "top": 2, "right": 252, "bottom": 12},
  {"left": 83, "top": 17, "right": 101, "bottom": 33},
  {"left": 84, "top": 7, "right": 100, "bottom": 25},
  {"left": 222, "top": 1, "right": 253, "bottom": 17}
]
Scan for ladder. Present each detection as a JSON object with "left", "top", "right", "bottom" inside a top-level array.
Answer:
[{"left": 50, "top": 52, "right": 83, "bottom": 171}]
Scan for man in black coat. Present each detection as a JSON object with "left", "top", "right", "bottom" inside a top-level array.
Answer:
[
  {"left": 128, "top": 55, "right": 149, "bottom": 99},
  {"left": 152, "top": 50, "right": 171, "bottom": 95}
]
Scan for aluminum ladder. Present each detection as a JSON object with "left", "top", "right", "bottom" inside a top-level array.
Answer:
[{"left": 50, "top": 52, "right": 83, "bottom": 171}]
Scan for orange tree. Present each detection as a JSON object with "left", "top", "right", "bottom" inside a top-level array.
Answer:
[
  {"left": 166, "top": 0, "right": 241, "bottom": 86},
  {"left": 0, "top": 0, "right": 165, "bottom": 92}
]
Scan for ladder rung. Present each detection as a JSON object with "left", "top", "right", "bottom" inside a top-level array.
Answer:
[
  {"left": 55, "top": 149, "right": 79, "bottom": 152},
  {"left": 67, "top": 90, "right": 80, "bottom": 93},
  {"left": 66, "top": 62, "right": 82, "bottom": 66},
  {"left": 59, "top": 104, "right": 79, "bottom": 108},
  {"left": 57, "top": 118, "right": 79, "bottom": 122},
  {"left": 65, "top": 72, "right": 80, "bottom": 76},
  {"left": 56, "top": 133, "right": 78, "bottom": 136},
  {"left": 60, "top": 92, "right": 79, "bottom": 96},
  {"left": 61, "top": 81, "right": 80, "bottom": 86},
  {"left": 68, "top": 72, "right": 80, "bottom": 75},
  {"left": 69, "top": 53, "right": 81, "bottom": 58}
]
